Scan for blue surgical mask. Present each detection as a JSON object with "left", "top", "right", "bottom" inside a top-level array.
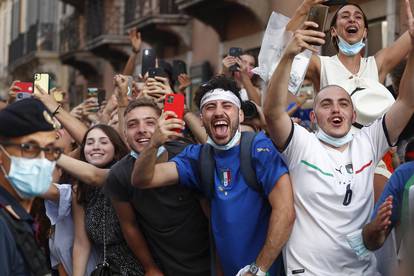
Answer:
[
  {"left": 0, "top": 153, "right": 55, "bottom": 198},
  {"left": 337, "top": 36, "right": 365, "bottom": 56},
  {"left": 206, "top": 130, "right": 241, "bottom": 151},
  {"left": 130, "top": 146, "right": 166, "bottom": 159},
  {"left": 316, "top": 127, "right": 353, "bottom": 148}
]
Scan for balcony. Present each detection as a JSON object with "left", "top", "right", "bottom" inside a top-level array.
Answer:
[
  {"left": 174, "top": 0, "right": 264, "bottom": 40},
  {"left": 60, "top": 0, "right": 84, "bottom": 12},
  {"left": 124, "top": 0, "right": 190, "bottom": 53},
  {"left": 84, "top": 0, "right": 129, "bottom": 71},
  {"left": 59, "top": 13, "right": 99, "bottom": 80},
  {"left": 8, "top": 22, "right": 57, "bottom": 73}
]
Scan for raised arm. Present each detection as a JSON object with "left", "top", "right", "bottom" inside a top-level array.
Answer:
[
  {"left": 254, "top": 174, "right": 295, "bottom": 273},
  {"left": 131, "top": 111, "right": 183, "bottom": 188},
  {"left": 384, "top": 0, "right": 414, "bottom": 144},
  {"left": 264, "top": 22, "right": 325, "bottom": 149},
  {"left": 34, "top": 86, "right": 88, "bottom": 144},
  {"left": 123, "top": 29, "right": 141, "bottom": 76},
  {"left": 57, "top": 154, "right": 109, "bottom": 186},
  {"left": 362, "top": 196, "right": 393, "bottom": 250},
  {"left": 286, "top": 0, "right": 327, "bottom": 31},
  {"left": 183, "top": 110, "right": 207, "bottom": 144}
]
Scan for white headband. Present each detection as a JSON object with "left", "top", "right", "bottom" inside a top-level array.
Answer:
[{"left": 200, "top": 88, "right": 241, "bottom": 109}]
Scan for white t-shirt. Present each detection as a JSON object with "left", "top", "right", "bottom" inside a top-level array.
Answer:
[{"left": 282, "top": 118, "right": 390, "bottom": 276}]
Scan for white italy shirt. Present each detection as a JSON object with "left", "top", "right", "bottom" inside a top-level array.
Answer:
[{"left": 282, "top": 118, "right": 390, "bottom": 276}]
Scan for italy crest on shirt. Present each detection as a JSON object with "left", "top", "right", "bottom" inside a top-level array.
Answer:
[{"left": 219, "top": 168, "right": 232, "bottom": 189}]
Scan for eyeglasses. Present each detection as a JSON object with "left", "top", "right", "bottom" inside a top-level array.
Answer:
[{"left": 0, "top": 142, "right": 63, "bottom": 161}]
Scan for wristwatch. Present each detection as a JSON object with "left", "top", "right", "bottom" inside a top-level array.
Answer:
[{"left": 248, "top": 263, "right": 267, "bottom": 276}]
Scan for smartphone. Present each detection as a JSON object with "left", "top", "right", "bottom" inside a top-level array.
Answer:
[
  {"left": 127, "top": 76, "right": 133, "bottom": 96},
  {"left": 323, "top": 0, "right": 347, "bottom": 6},
  {"left": 97, "top": 89, "right": 106, "bottom": 106},
  {"left": 307, "top": 5, "right": 329, "bottom": 33},
  {"left": 229, "top": 47, "right": 243, "bottom": 72},
  {"left": 15, "top": 92, "right": 33, "bottom": 101},
  {"left": 87, "top": 87, "right": 98, "bottom": 98},
  {"left": 148, "top": 67, "right": 167, "bottom": 78},
  {"left": 164, "top": 93, "right": 185, "bottom": 132},
  {"left": 141, "top": 48, "right": 156, "bottom": 76},
  {"left": 172, "top": 60, "right": 187, "bottom": 81},
  {"left": 15, "top": 82, "right": 33, "bottom": 93},
  {"left": 33, "top": 73, "right": 50, "bottom": 94}
]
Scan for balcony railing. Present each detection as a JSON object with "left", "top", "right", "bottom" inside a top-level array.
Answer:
[
  {"left": 125, "top": 0, "right": 180, "bottom": 26},
  {"left": 60, "top": 14, "right": 81, "bottom": 54},
  {"left": 8, "top": 22, "right": 57, "bottom": 66}
]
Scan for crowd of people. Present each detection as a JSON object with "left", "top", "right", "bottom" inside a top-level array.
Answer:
[{"left": 1, "top": 0, "right": 414, "bottom": 275}]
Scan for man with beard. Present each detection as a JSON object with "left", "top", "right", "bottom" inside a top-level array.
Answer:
[{"left": 131, "top": 75, "right": 295, "bottom": 276}]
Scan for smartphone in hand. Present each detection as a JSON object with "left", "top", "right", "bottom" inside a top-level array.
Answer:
[
  {"left": 323, "top": 0, "right": 347, "bottom": 6},
  {"left": 164, "top": 93, "right": 185, "bottom": 133},
  {"left": 307, "top": 5, "right": 329, "bottom": 33},
  {"left": 14, "top": 82, "right": 33, "bottom": 101},
  {"left": 228, "top": 47, "right": 243, "bottom": 72},
  {"left": 172, "top": 60, "right": 187, "bottom": 82},
  {"left": 141, "top": 49, "right": 156, "bottom": 76},
  {"left": 33, "top": 73, "right": 50, "bottom": 95}
]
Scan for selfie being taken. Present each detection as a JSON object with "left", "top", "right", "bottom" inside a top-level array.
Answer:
[{"left": 0, "top": 0, "right": 414, "bottom": 276}]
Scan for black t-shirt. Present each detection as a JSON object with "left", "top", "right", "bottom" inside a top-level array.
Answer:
[{"left": 105, "top": 141, "right": 210, "bottom": 276}]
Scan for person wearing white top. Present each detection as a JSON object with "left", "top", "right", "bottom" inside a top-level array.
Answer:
[{"left": 263, "top": 2, "right": 414, "bottom": 274}]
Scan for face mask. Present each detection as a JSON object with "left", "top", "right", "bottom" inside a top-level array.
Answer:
[
  {"left": 316, "top": 127, "right": 353, "bottom": 148},
  {"left": 130, "top": 146, "right": 166, "bottom": 159},
  {"left": 207, "top": 130, "right": 241, "bottom": 151},
  {"left": 0, "top": 151, "right": 55, "bottom": 198},
  {"left": 337, "top": 35, "right": 365, "bottom": 56}
]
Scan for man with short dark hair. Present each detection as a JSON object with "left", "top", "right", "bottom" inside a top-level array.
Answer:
[
  {"left": 105, "top": 97, "right": 211, "bottom": 275},
  {"left": 131, "top": 75, "right": 295, "bottom": 276},
  {"left": 0, "top": 98, "right": 62, "bottom": 275}
]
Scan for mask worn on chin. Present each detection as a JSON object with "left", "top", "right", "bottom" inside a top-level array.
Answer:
[
  {"left": 130, "top": 146, "right": 166, "bottom": 159},
  {"left": 316, "top": 127, "right": 353, "bottom": 147},
  {"left": 0, "top": 151, "right": 55, "bottom": 198},
  {"left": 207, "top": 130, "right": 241, "bottom": 151},
  {"left": 337, "top": 35, "right": 365, "bottom": 56}
]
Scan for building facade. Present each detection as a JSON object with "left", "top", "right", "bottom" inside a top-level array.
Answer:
[{"left": 0, "top": 0, "right": 400, "bottom": 106}]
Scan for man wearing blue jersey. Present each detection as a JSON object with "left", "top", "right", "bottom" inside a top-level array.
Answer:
[{"left": 131, "top": 75, "right": 295, "bottom": 276}]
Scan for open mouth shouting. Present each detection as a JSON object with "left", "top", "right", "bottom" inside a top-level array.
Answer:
[
  {"left": 330, "top": 116, "right": 344, "bottom": 127},
  {"left": 346, "top": 25, "right": 359, "bottom": 34},
  {"left": 211, "top": 119, "right": 230, "bottom": 140}
]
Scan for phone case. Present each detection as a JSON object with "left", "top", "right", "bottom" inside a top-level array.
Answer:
[
  {"left": 141, "top": 48, "right": 156, "bottom": 76},
  {"left": 15, "top": 82, "right": 33, "bottom": 93},
  {"left": 33, "top": 73, "right": 50, "bottom": 94},
  {"left": 164, "top": 93, "right": 185, "bottom": 132},
  {"left": 307, "top": 5, "right": 329, "bottom": 33}
]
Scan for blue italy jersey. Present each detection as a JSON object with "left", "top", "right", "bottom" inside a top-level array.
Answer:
[
  {"left": 172, "top": 132, "right": 288, "bottom": 275},
  {"left": 373, "top": 161, "right": 414, "bottom": 228}
]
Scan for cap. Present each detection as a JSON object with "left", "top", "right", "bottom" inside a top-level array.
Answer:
[{"left": 0, "top": 98, "right": 57, "bottom": 138}]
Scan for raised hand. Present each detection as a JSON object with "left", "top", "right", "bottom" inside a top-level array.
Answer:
[
  {"left": 222, "top": 55, "right": 238, "bottom": 70},
  {"left": 129, "top": 28, "right": 142, "bottom": 53},
  {"left": 285, "top": 21, "right": 326, "bottom": 57},
  {"left": 405, "top": 0, "right": 414, "bottom": 43},
  {"left": 150, "top": 111, "right": 185, "bottom": 147},
  {"left": 371, "top": 196, "right": 393, "bottom": 233},
  {"left": 177, "top": 73, "right": 191, "bottom": 94}
]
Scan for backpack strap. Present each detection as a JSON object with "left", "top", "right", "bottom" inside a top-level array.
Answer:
[
  {"left": 199, "top": 131, "right": 262, "bottom": 199},
  {"left": 0, "top": 207, "right": 50, "bottom": 276},
  {"left": 239, "top": 131, "right": 262, "bottom": 193},
  {"left": 199, "top": 144, "right": 216, "bottom": 200}
]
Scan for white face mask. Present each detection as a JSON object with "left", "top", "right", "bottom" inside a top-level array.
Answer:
[
  {"left": 0, "top": 148, "right": 55, "bottom": 198},
  {"left": 206, "top": 130, "right": 241, "bottom": 151}
]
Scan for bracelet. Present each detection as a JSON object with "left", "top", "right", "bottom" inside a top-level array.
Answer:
[
  {"left": 132, "top": 48, "right": 140, "bottom": 54},
  {"left": 52, "top": 104, "right": 61, "bottom": 117}
]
